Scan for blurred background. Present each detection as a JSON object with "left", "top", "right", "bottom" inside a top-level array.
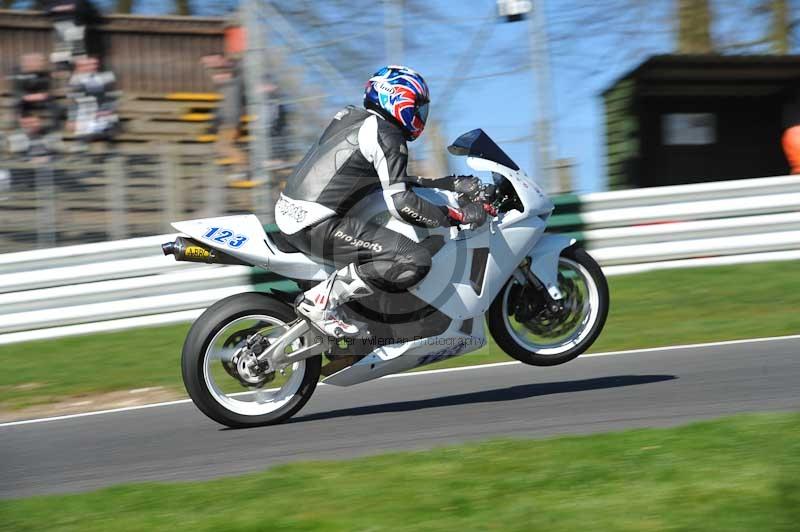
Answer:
[
  {"left": 1, "top": 0, "right": 800, "bottom": 351},
  {"left": 1, "top": 0, "right": 798, "bottom": 254}
]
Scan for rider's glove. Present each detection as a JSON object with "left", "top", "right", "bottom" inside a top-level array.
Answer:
[
  {"left": 448, "top": 202, "right": 487, "bottom": 227},
  {"left": 452, "top": 175, "right": 482, "bottom": 201}
]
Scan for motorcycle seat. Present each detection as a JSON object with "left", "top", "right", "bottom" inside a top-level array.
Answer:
[{"left": 268, "top": 231, "right": 301, "bottom": 254}]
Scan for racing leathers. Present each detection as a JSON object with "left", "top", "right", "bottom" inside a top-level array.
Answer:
[{"left": 275, "top": 105, "right": 484, "bottom": 337}]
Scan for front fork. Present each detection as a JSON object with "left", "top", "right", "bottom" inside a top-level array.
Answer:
[{"left": 513, "top": 257, "right": 564, "bottom": 314}]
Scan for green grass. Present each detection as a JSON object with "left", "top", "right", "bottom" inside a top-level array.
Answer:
[
  {"left": 2, "top": 261, "right": 799, "bottom": 410},
  {"left": 2, "top": 412, "right": 799, "bottom": 531}
]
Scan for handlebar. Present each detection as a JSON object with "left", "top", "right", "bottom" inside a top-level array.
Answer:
[
  {"left": 456, "top": 182, "right": 498, "bottom": 211},
  {"left": 474, "top": 183, "right": 498, "bottom": 218},
  {"left": 452, "top": 174, "right": 525, "bottom": 221}
]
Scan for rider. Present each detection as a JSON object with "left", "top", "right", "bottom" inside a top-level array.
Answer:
[{"left": 275, "top": 65, "right": 488, "bottom": 337}]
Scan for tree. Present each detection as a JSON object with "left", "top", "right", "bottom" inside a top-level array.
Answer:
[
  {"left": 116, "top": 0, "right": 134, "bottom": 14},
  {"left": 175, "top": 0, "right": 191, "bottom": 16},
  {"left": 677, "top": 0, "right": 714, "bottom": 53},
  {"left": 768, "top": 0, "right": 790, "bottom": 54},
  {"left": 1, "top": 0, "right": 16, "bottom": 9}
]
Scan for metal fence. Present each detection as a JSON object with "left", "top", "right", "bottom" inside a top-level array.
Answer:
[
  {"left": 548, "top": 174, "right": 800, "bottom": 275},
  {"left": 0, "top": 7, "right": 326, "bottom": 251},
  {"left": 0, "top": 149, "right": 289, "bottom": 254}
]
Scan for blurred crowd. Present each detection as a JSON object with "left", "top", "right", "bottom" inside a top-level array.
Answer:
[
  {"left": 1, "top": 6, "right": 294, "bottom": 203},
  {"left": 2, "top": 0, "right": 119, "bottom": 165}
]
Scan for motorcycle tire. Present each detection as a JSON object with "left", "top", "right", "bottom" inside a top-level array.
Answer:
[
  {"left": 487, "top": 246, "right": 609, "bottom": 367},
  {"left": 182, "top": 292, "right": 321, "bottom": 428}
]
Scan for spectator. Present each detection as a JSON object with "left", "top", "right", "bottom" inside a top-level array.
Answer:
[
  {"left": 202, "top": 54, "right": 247, "bottom": 180},
  {"left": 5, "top": 54, "right": 62, "bottom": 164},
  {"left": 9, "top": 53, "right": 57, "bottom": 124},
  {"left": 202, "top": 53, "right": 291, "bottom": 170},
  {"left": 42, "top": 0, "right": 100, "bottom": 68},
  {"left": 8, "top": 113, "right": 58, "bottom": 157},
  {"left": 67, "top": 56, "right": 119, "bottom": 146},
  {"left": 3, "top": 109, "right": 65, "bottom": 191},
  {"left": 782, "top": 88, "right": 800, "bottom": 175},
  {"left": 259, "top": 76, "right": 288, "bottom": 163}
]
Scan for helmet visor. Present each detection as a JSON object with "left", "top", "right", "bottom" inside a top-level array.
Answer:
[{"left": 417, "top": 102, "right": 429, "bottom": 124}]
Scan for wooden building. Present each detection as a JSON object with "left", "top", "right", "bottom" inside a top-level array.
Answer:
[{"left": 0, "top": 9, "right": 225, "bottom": 94}]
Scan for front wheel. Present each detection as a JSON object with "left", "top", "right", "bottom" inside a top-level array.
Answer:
[
  {"left": 182, "top": 292, "right": 321, "bottom": 428},
  {"left": 487, "top": 246, "right": 609, "bottom": 366}
]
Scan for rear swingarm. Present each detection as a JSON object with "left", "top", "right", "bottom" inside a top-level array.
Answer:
[{"left": 254, "top": 319, "right": 332, "bottom": 370}]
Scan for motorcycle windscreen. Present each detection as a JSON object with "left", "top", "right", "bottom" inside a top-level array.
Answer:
[{"left": 447, "top": 129, "right": 520, "bottom": 171}]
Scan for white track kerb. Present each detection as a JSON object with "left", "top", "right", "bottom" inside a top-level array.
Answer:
[{"left": 2, "top": 333, "right": 798, "bottom": 429}]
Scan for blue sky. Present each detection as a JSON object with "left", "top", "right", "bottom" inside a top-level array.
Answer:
[
  {"left": 72, "top": 0, "right": 800, "bottom": 191},
  {"left": 408, "top": 0, "right": 796, "bottom": 192}
]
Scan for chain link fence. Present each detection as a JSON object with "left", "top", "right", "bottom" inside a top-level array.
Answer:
[{"left": 0, "top": 147, "right": 296, "bottom": 254}]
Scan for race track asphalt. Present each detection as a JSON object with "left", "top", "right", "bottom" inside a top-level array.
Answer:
[{"left": 1, "top": 336, "right": 799, "bottom": 499}]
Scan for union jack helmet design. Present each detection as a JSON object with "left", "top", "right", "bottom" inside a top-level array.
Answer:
[{"left": 364, "top": 65, "right": 430, "bottom": 140}]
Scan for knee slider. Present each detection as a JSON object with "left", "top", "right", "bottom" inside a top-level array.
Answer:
[{"left": 386, "top": 247, "right": 431, "bottom": 291}]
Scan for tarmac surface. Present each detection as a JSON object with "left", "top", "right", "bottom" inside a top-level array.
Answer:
[{"left": 2, "top": 336, "right": 799, "bottom": 499}]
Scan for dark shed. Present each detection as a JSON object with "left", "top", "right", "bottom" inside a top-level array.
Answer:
[{"left": 603, "top": 54, "right": 800, "bottom": 189}]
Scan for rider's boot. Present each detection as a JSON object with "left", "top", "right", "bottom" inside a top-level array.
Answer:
[{"left": 296, "top": 264, "right": 373, "bottom": 338}]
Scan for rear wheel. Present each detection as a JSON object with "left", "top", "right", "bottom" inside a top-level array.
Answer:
[
  {"left": 181, "top": 292, "right": 321, "bottom": 428},
  {"left": 487, "top": 246, "right": 609, "bottom": 366}
]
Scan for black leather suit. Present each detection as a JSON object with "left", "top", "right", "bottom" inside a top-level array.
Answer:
[{"left": 276, "top": 106, "right": 457, "bottom": 292}]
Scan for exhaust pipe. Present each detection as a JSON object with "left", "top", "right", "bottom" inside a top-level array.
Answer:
[{"left": 162, "top": 237, "right": 247, "bottom": 265}]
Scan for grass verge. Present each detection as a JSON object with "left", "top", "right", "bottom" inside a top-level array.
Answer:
[
  {"left": 2, "top": 412, "right": 799, "bottom": 531},
  {"left": 2, "top": 260, "right": 800, "bottom": 410}
]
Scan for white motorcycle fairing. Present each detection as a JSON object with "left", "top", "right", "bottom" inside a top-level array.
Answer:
[
  {"left": 172, "top": 215, "right": 333, "bottom": 282},
  {"left": 170, "top": 134, "right": 574, "bottom": 387}
]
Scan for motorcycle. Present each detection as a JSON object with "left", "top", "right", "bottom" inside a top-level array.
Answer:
[{"left": 162, "top": 129, "right": 609, "bottom": 428}]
